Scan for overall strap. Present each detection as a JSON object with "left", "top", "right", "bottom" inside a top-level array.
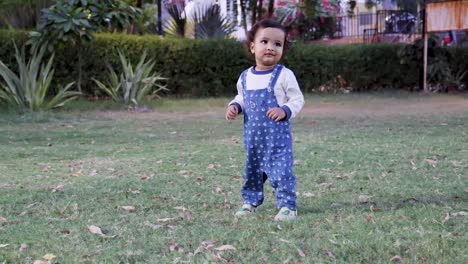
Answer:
[
  {"left": 267, "top": 64, "right": 284, "bottom": 93},
  {"left": 241, "top": 68, "right": 251, "bottom": 93}
]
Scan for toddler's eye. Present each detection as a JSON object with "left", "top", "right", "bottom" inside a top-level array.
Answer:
[
  {"left": 260, "top": 40, "right": 267, "bottom": 44},
  {"left": 275, "top": 42, "right": 282, "bottom": 47}
]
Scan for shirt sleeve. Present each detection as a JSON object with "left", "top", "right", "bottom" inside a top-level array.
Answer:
[
  {"left": 281, "top": 68, "right": 304, "bottom": 119},
  {"left": 228, "top": 77, "right": 244, "bottom": 114}
]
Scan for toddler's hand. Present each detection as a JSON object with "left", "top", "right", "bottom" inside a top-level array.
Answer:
[
  {"left": 226, "top": 105, "right": 239, "bottom": 121},
  {"left": 266, "top": 107, "right": 286, "bottom": 122}
]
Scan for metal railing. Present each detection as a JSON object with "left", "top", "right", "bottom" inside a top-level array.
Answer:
[{"left": 329, "top": 10, "right": 422, "bottom": 43}]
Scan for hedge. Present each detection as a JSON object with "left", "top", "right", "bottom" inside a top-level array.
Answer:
[{"left": 0, "top": 29, "right": 467, "bottom": 97}]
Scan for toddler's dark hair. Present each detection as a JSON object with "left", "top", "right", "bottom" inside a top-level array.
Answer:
[{"left": 244, "top": 18, "right": 289, "bottom": 58}]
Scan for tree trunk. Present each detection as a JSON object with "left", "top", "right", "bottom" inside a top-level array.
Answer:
[
  {"left": 258, "top": 0, "right": 263, "bottom": 20},
  {"left": 251, "top": 0, "right": 257, "bottom": 26},
  {"left": 77, "top": 45, "right": 82, "bottom": 94},
  {"left": 157, "top": 0, "right": 163, "bottom": 36},
  {"left": 239, "top": 0, "right": 247, "bottom": 32},
  {"left": 268, "top": 0, "right": 274, "bottom": 18}
]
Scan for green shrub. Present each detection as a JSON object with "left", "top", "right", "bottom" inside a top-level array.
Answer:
[
  {"left": 447, "top": 47, "right": 468, "bottom": 90},
  {"left": 1, "top": 29, "right": 467, "bottom": 97}
]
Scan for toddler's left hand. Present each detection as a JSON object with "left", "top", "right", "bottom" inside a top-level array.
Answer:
[{"left": 266, "top": 107, "right": 286, "bottom": 122}]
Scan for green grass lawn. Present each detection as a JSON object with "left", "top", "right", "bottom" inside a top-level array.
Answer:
[{"left": 1, "top": 93, "right": 467, "bottom": 263}]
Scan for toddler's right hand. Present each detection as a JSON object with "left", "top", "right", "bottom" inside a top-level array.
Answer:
[{"left": 225, "top": 105, "right": 239, "bottom": 121}]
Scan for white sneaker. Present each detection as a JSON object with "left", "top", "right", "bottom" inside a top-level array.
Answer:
[
  {"left": 274, "top": 207, "right": 297, "bottom": 221},
  {"left": 235, "top": 204, "right": 257, "bottom": 217}
]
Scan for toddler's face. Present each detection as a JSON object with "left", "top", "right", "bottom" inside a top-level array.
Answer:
[{"left": 250, "top": 27, "right": 285, "bottom": 71}]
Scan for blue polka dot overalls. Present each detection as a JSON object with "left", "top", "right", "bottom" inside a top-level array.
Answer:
[{"left": 241, "top": 64, "right": 296, "bottom": 210}]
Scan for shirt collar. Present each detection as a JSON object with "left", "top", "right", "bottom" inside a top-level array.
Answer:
[{"left": 251, "top": 66, "right": 275, "bottom": 75}]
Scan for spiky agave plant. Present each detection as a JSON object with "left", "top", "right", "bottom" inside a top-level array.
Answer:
[
  {"left": 93, "top": 49, "right": 168, "bottom": 106},
  {"left": 0, "top": 43, "right": 79, "bottom": 111}
]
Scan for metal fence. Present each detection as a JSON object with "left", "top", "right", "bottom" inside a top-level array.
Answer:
[{"left": 328, "top": 10, "right": 422, "bottom": 43}]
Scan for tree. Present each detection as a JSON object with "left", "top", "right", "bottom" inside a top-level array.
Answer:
[
  {"left": 28, "top": 0, "right": 142, "bottom": 93},
  {"left": 0, "top": 0, "right": 53, "bottom": 29}
]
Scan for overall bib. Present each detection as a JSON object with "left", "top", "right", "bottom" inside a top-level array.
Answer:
[{"left": 241, "top": 64, "right": 297, "bottom": 210}]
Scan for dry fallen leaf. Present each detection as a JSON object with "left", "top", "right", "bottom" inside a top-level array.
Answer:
[
  {"left": 207, "top": 164, "right": 215, "bottom": 169},
  {"left": 50, "top": 184, "right": 64, "bottom": 193},
  {"left": 140, "top": 175, "right": 151, "bottom": 180},
  {"left": 0, "top": 244, "right": 9, "bottom": 248},
  {"left": 201, "top": 240, "right": 216, "bottom": 249},
  {"left": 177, "top": 170, "right": 193, "bottom": 175},
  {"left": 120, "top": 206, "right": 136, "bottom": 212},
  {"left": 214, "top": 245, "right": 236, "bottom": 251},
  {"left": 451, "top": 211, "right": 468, "bottom": 217},
  {"left": 443, "top": 213, "right": 451, "bottom": 223},
  {"left": 168, "top": 240, "right": 184, "bottom": 252},
  {"left": 179, "top": 211, "right": 194, "bottom": 221},
  {"left": 297, "top": 248, "right": 306, "bottom": 257},
  {"left": 42, "top": 254, "right": 56, "bottom": 261},
  {"left": 323, "top": 249, "right": 336, "bottom": 259},
  {"left": 390, "top": 255, "right": 402, "bottom": 262},
  {"left": 193, "top": 240, "right": 217, "bottom": 255},
  {"left": 71, "top": 170, "right": 85, "bottom": 177},
  {"left": 156, "top": 217, "right": 178, "bottom": 222},
  {"left": 443, "top": 211, "right": 468, "bottom": 223},
  {"left": 174, "top": 206, "right": 188, "bottom": 211},
  {"left": 20, "top": 243, "right": 28, "bottom": 251},
  {"left": 0, "top": 215, "right": 8, "bottom": 223},
  {"left": 358, "top": 194, "right": 372, "bottom": 204},
  {"left": 214, "top": 187, "right": 224, "bottom": 194},
  {"left": 88, "top": 225, "right": 105, "bottom": 236}
]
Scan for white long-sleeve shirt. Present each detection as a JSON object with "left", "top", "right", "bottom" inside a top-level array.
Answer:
[{"left": 229, "top": 66, "right": 305, "bottom": 119}]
